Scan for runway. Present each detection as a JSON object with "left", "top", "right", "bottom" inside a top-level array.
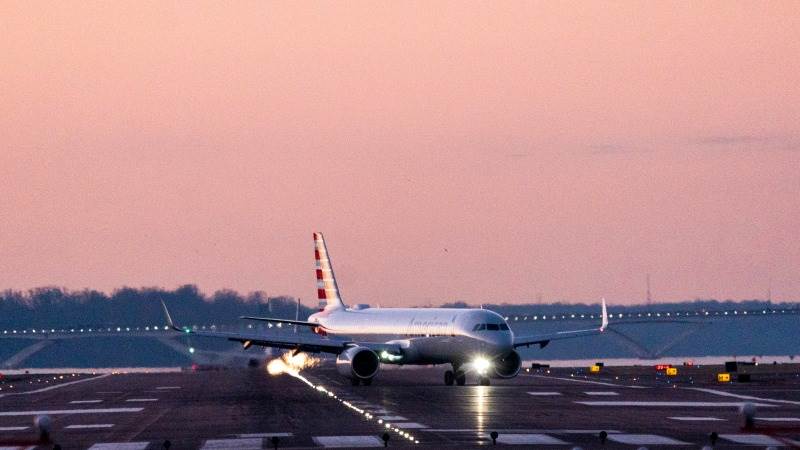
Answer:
[{"left": 1, "top": 363, "right": 799, "bottom": 449}]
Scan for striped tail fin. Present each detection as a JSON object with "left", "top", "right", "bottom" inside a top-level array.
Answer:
[{"left": 314, "top": 232, "right": 345, "bottom": 310}]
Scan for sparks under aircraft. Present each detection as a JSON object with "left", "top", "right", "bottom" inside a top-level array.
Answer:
[{"left": 162, "top": 232, "right": 609, "bottom": 386}]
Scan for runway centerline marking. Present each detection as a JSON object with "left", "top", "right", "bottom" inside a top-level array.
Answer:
[
  {"left": 576, "top": 401, "right": 778, "bottom": 408},
  {"left": 0, "top": 373, "right": 111, "bottom": 398},
  {"left": 669, "top": 416, "right": 725, "bottom": 421},
  {"left": 70, "top": 399, "right": 103, "bottom": 404},
  {"left": 377, "top": 416, "right": 408, "bottom": 421},
  {"left": 394, "top": 422, "right": 428, "bottom": 429},
  {"left": 584, "top": 391, "right": 619, "bottom": 396},
  {"left": 155, "top": 386, "right": 181, "bottom": 390},
  {"left": 0, "top": 407, "right": 143, "bottom": 417},
  {"left": 758, "top": 417, "right": 800, "bottom": 422},
  {"left": 528, "top": 374, "right": 647, "bottom": 388},
  {"left": 125, "top": 398, "right": 158, "bottom": 402},
  {"left": 0, "top": 426, "right": 29, "bottom": 431},
  {"left": 689, "top": 387, "right": 800, "bottom": 406},
  {"left": 527, "top": 391, "right": 562, "bottom": 396},
  {"left": 65, "top": 424, "right": 114, "bottom": 429}
]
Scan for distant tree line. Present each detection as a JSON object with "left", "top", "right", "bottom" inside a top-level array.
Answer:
[
  {"left": 2, "top": 285, "right": 796, "bottom": 329},
  {"left": 0, "top": 285, "right": 313, "bottom": 329}
]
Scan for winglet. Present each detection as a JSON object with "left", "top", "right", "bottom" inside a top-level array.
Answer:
[
  {"left": 161, "top": 300, "right": 183, "bottom": 332},
  {"left": 600, "top": 298, "right": 609, "bottom": 331}
]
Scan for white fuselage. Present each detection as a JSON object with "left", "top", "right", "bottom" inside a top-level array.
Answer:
[{"left": 308, "top": 307, "right": 514, "bottom": 366}]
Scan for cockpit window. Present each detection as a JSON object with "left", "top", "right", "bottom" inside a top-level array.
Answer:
[
  {"left": 472, "top": 323, "right": 486, "bottom": 331},
  {"left": 499, "top": 323, "right": 510, "bottom": 330},
  {"left": 486, "top": 323, "right": 500, "bottom": 331}
]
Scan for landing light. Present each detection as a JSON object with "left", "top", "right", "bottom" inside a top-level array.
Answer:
[{"left": 473, "top": 357, "right": 491, "bottom": 375}]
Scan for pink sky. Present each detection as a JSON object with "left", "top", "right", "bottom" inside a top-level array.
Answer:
[{"left": 1, "top": 2, "right": 798, "bottom": 306}]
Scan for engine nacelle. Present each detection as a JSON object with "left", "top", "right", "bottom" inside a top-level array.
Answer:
[
  {"left": 492, "top": 350, "right": 522, "bottom": 379},
  {"left": 336, "top": 346, "right": 380, "bottom": 380}
]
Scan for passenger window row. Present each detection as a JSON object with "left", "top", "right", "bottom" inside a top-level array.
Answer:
[{"left": 472, "top": 323, "right": 510, "bottom": 331}]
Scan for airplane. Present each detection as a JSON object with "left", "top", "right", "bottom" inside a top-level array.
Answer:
[{"left": 162, "top": 232, "right": 609, "bottom": 386}]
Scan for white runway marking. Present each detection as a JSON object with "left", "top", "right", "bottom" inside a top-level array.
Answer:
[
  {"left": 363, "top": 408, "right": 390, "bottom": 414},
  {"left": 87, "top": 443, "right": 149, "bottom": 450},
  {"left": 529, "top": 374, "right": 647, "bottom": 388},
  {"left": 607, "top": 434, "right": 690, "bottom": 445},
  {"left": 584, "top": 391, "right": 619, "bottom": 396},
  {"left": 125, "top": 398, "right": 158, "bottom": 402},
  {"left": 577, "top": 401, "right": 778, "bottom": 408},
  {"left": 313, "top": 436, "right": 383, "bottom": 447},
  {"left": 155, "top": 386, "right": 181, "bottom": 390},
  {"left": 719, "top": 434, "right": 785, "bottom": 446},
  {"left": 237, "top": 433, "right": 293, "bottom": 438},
  {"left": 201, "top": 438, "right": 263, "bottom": 449},
  {"left": 0, "top": 447, "right": 35, "bottom": 450},
  {"left": 669, "top": 416, "right": 725, "bottom": 421},
  {"left": 758, "top": 417, "right": 800, "bottom": 422},
  {"left": 0, "top": 407, "right": 143, "bottom": 417},
  {"left": 496, "top": 434, "right": 569, "bottom": 445},
  {"left": 0, "top": 426, "right": 29, "bottom": 431},
  {"left": 377, "top": 415, "right": 408, "bottom": 421},
  {"left": 421, "top": 428, "right": 621, "bottom": 433},
  {"left": 394, "top": 422, "right": 429, "bottom": 429},
  {"left": 0, "top": 373, "right": 111, "bottom": 398},
  {"left": 527, "top": 391, "right": 562, "bottom": 396},
  {"left": 690, "top": 387, "right": 800, "bottom": 406},
  {"left": 97, "top": 391, "right": 123, "bottom": 394},
  {"left": 70, "top": 399, "right": 103, "bottom": 404},
  {"left": 65, "top": 424, "right": 114, "bottom": 429}
]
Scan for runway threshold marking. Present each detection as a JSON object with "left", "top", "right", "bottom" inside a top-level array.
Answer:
[
  {"left": 312, "top": 436, "right": 384, "bottom": 448},
  {"left": 200, "top": 438, "right": 263, "bottom": 449},
  {"left": 719, "top": 434, "right": 785, "bottom": 446},
  {"left": 668, "top": 416, "right": 725, "bottom": 421},
  {"left": 495, "top": 434, "right": 569, "bottom": 445},
  {"left": 576, "top": 401, "right": 778, "bottom": 408},
  {"left": 607, "top": 434, "right": 690, "bottom": 445},
  {"left": 0, "top": 407, "right": 143, "bottom": 417},
  {"left": 86, "top": 443, "right": 149, "bottom": 450},
  {"left": 758, "top": 417, "right": 800, "bottom": 422},
  {"left": 70, "top": 399, "right": 103, "bottom": 404},
  {"left": 526, "top": 391, "right": 561, "bottom": 396},
  {"left": 0, "top": 426, "right": 29, "bottom": 431},
  {"left": 528, "top": 374, "right": 646, "bottom": 388},
  {"left": 689, "top": 387, "right": 800, "bottom": 406},
  {"left": 65, "top": 424, "right": 114, "bottom": 429},
  {"left": 237, "top": 433, "right": 293, "bottom": 438},
  {"left": 0, "top": 373, "right": 111, "bottom": 398}
]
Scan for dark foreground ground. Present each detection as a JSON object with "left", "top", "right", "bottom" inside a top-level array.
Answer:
[{"left": 1, "top": 363, "right": 799, "bottom": 449}]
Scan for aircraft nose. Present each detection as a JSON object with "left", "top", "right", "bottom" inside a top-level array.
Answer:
[{"left": 488, "top": 332, "right": 513, "bottom": 354}]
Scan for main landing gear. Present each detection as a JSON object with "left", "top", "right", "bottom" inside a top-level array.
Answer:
[
  {"left": 351, "top": 377, "right": 373, "bottom": 386},
  {"left": 444, "top": 368, "right": 467, "bottom": 386}
]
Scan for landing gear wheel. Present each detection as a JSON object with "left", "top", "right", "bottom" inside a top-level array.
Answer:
[
  {"left": 362, "top": 377, "right": 373, "bottom": 386},
  {"left": 351, "top": 377, "right": 360, "bottom": 386},
  {"left": 455, "top": 371, "right": 466, "bottom": 386},
  {"left": 478, "top": 376, "right": 490, "bottom": 386},
  {"left": 444, "top": 370, "right": 455, "bottom": 386}
]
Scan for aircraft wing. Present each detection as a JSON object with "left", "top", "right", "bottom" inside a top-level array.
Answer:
[
  {"left": 162, "top": 302, "right": 400, "bottom": 356},
  {"left": 513, "top": 299, "right": 609, "bottom": 349},
  {"left": 239, "top": 316, "right": 318, "bottom": 327}
]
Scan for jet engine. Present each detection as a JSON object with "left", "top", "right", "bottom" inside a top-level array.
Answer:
[
  {"left": 492, "top": 350, "right": 522, "bottom": 378},
  {"left": 336, "top": 346, "right": 380, "bottom": 381}
]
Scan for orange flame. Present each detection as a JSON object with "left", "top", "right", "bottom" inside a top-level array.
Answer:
[{"left": 267, "top": 351, "right": 320, "bottom": 376}]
